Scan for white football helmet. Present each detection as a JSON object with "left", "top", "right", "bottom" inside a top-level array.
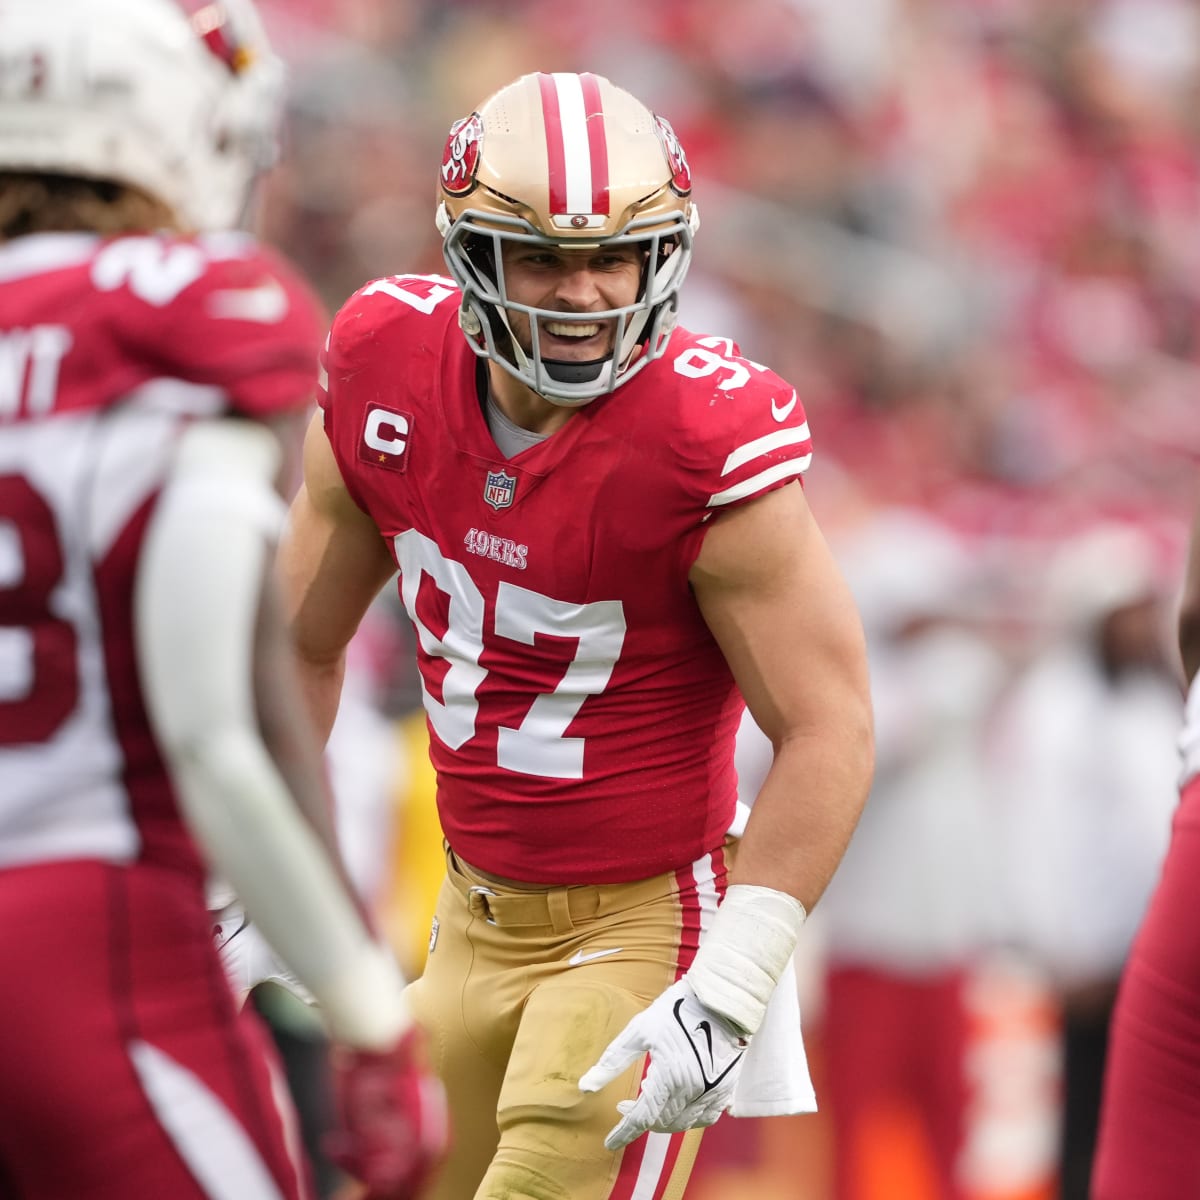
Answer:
[
  {"left": 436, "top": 72, "right": 700, "bottom": 407},
  {"left": 0, "top": 0, "right": 284, "bottom": 231}
]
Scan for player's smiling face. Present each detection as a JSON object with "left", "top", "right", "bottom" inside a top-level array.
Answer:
[{"left": 499, "top": 242, "right": 643, "bottom": 362}]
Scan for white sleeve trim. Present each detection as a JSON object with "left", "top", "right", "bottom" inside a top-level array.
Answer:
[
  {"left": 707, "top": 457, "right": 811, "bottom": 508},
  {"left": 720, "top": 423, "right": 811, "bottom": 476}
]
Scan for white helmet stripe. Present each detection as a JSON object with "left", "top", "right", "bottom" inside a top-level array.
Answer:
[{"left": 539, "top": 72, "right": 609, "bottom": 216}]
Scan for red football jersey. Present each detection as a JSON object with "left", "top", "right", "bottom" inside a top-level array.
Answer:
[
  {"left": 0, "top": 230, "right": 323, "bottom": 876},
  {"left": 320, "top": 274, "right": 813, "bottom": 883}
]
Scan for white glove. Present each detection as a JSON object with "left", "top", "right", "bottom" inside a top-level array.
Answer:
[
  {"left": 580, "top": 884, "right": 808, "bottom": 1151},
  {"left": 211, "top": 901, "right": 315, "bottom": 1008},
  {"left": 578, "top": 978, "right": 749, "bottom": 1149}
]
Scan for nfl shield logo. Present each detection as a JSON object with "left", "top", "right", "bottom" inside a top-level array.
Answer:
[{"left": 484, "top": 468, "right": 517, "bottom": 511}]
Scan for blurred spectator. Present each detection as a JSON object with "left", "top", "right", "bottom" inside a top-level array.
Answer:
[
  {"left": 815, "top": 508, "right": 1013, "bottom": 1200},
  {"left": 990, "top": 522, "right": 1182, "bottom": 1200}
]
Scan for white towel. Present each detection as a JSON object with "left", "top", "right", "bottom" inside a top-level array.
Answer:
[{"left": 730, "top": 952, "right": 817, "bottom": 1117}]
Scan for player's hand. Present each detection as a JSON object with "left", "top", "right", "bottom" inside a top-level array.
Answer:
[
  {"left": 578, "top": 978, "right": 749, "bottom": 1149},
  {"left": 325, "top": 1027, "right": 449, "bottom": 1199},
  {"left": 211, "top": 901, "right": 315, "bottom": 1008}
]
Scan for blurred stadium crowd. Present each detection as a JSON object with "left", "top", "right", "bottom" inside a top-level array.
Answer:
[{"left": 248, "top": 1, "right": 1200, "bottom": 1197}]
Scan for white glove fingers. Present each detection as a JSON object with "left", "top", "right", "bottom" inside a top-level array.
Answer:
[
  {"left": 601, "top": 1059, "right": 678, "bottom": 1148},
  {"left": 604, "top": 1108, "right": 650, "bottom": 1151},
  {"left": 578, "top": 1024, "right": 650, "bottom": 1093},
  {"left": 585, "top": 978, "right": 750, "bottom": 1151}
]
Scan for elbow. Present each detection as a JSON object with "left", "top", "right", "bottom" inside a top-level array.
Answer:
[
  {"left": 162, "top": 722, "right": 261, "bottom": 790},
  {"left": 851, "top": 696, "right": 876, "bottom": 810}
]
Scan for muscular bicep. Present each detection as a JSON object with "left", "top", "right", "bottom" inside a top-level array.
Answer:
[
  {"left": 690, "top": 482, "right": 870, "bottom": 745},
  {"left": 277, "top": 411, "right": 397, "bottom": 667},
  {"left": 276, "top": 412, "right": 396, "bottom": 742}
]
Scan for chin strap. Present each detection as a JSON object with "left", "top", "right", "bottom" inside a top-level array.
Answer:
[{"left": 541, "top": 355, "right": 609, "bottom": 385}]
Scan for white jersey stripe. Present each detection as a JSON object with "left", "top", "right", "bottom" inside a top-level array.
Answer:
[
  {"left": 88, "top": 406, "right": 178, "bottom": 560},
  {"left": 692, "top": 850, "right": 721, "bottom": 933},
  {"left": 720, "top": 422, "right": 812, "bottom": 476},
  {"left": 707, "top": 457, "right": 811, "bottom": 508},
  {"left": 553, "top": 73, "right": 593, "bottom": 213},
  {"left": 129, "top": 1039, "right": 290, "bottom": 1200},
  {"left": 629, "top": 1131, "right": 672, "bottom": 1199}
]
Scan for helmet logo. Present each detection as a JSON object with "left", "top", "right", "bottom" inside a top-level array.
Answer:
[
  {"left": 441, "top": 114, "right": 484, "bottom": 197},
  {"left": 570, "top": 215, "right": 589, "bottom": 229},
  {"left": 654, "top": 116, "right": 692, "bottom": 197},
  {"left": 174, "top": 1, "right": 251, "bottom": 74}
]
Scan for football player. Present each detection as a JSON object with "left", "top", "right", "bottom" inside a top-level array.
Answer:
[
  {"left": 0, "top": 2, "right": 444, "bottom": 1197},
  {"left": 1092, "top": 502, "right": 1200, "bottom": 1197},
  {"left": 279, "top": 71, "right": 874, "bottom": 1198}
]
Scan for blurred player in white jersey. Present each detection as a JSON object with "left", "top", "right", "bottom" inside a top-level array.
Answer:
[
  {"left": 0, "top": 2, "right": 444, "bottom": 1197},
  {"left": 279, "top": 71, "right": 875, "bottom": 1198}
]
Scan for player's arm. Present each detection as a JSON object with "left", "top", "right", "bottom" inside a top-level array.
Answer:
[
  {"left": 134, "top": 417, "right": 408, "bottom": 1046},
  {"left": 1179, "top": 499, "right": 1200, "bottom": 684},
  {"left": 135, "top": 418, "right": 445, "bottom": 1195},
  {"left": 581, "top": 481, "right": 873, "bottom": 1147},
  {"left": 276, "top": 410, "right": 397, "bottom": 744},
  {"left": 692, "top": 479, "right": 874, "bottom": 907}
]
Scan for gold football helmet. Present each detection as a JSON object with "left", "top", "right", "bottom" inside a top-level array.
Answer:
[{"left": 435, "top": 72, "right": 699, "bottom": 406}]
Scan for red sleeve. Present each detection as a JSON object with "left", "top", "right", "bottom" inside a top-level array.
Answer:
[
  {"left": 670, "top": 334, "right": 814, "bottom": 516},
  {"left": 131, "top": 235, "right": 326, "bottom": 419},
  {"left": 314, "top": 298, "right": 373, "bottom": 515},
  {"left": 314, "top": 276, "right": 436, "bottom": 516},
  {"left": 700, "top": 378, "right": 813, "bottom": 511}
]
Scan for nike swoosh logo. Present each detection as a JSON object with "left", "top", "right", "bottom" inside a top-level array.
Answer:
[
  {"left": 672, "top": 998, "right": 747, "bottom": 1094},
  {"left": 207, "top": 278, "right": 289, "bottom": 324},
  {"left": 567, "top": 947, "right": 623, "bottom": 967},
  {"left": 771, "top": 390, "right": 798, "bottom": 422},
  {"left": 213, "top": 911, "right": 250, "bottom": 949}
]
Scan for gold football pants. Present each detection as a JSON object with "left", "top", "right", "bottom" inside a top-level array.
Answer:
[{"left": 405, "top": 843, "right": 733, "bottom": 1199}]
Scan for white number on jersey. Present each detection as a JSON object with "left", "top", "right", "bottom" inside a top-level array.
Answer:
[
  {"left": 0, "top": 473, "right": 79, "bottom": 743},
  {"left": 362, "top": 274, "right": 458, "bottom": 316},
  {"left": 394, "top": 529, "right": 627, "bottom": 780},
  {"left": 672, "top": 336, "right": 768, "bottom": 392},
  {"left": 92, "top": 238, "right": 207, "bottom": 307}
]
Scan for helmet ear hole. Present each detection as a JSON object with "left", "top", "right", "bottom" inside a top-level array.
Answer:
[{"left": 462, "top": 233, "right": 498, "bottom": 287}]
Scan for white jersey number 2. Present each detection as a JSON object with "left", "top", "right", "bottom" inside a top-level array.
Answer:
[{"left": 394, "top": 529, "right": 626, "bottom": 780}]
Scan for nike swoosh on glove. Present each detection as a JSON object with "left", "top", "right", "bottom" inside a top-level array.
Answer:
[
  {"left": 211, "top": 901, "right": 314, "bottom": 1008},
  {"left": 578, "top": 978, "right": 749, "bottom": 1149},
  {"left": 325, "top": 1026, "right": 449, "bottom": 1200}
]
